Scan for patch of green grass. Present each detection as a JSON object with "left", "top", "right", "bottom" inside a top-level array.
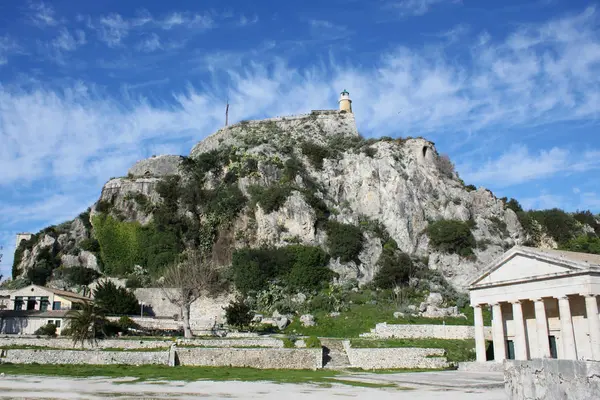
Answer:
[
  {"left": 349, "top": 338, "right": 476, "bottom": 363},
  {"left": 285, "top": 303, "right": 472, "bottom": 338}
]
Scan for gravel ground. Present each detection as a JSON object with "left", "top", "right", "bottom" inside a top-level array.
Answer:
[{"left": 0, "top": 371, "right": 507, "bottom": 399}]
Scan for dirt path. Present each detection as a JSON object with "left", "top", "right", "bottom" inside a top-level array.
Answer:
[{"left": 0, "top": 372, "right": 507, "bottom": 399}]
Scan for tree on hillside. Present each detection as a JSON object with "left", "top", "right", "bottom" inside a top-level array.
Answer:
[
  {"left": 93, "top": 280, "right": 140, "bottom": 315},
  {"left": 160, "top": 250, "right": 227, "bottom": 338}
]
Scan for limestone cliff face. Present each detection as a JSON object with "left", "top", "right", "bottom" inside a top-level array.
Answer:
[{"left": 13, "top": 110, "right": 525, "bottom": 290}]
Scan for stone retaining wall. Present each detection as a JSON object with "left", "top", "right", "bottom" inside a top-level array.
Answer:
[
  {"left": 362, "top": 323, "right": 493, "bottom": 340},
  {"left": 342, "top": 341, "right": 449, "bottom": 370},
  {"left": 0, "top": 349, "right": 169, "bottom": 365},
  {"left": 0, "top": 336, "right": 283, "bottom": 350},
  {"left": 504, "top": 359, "right": 600, "bottom": 400},
  {"left": 176, "top": 347, "right": 323, "bottom": 370}
]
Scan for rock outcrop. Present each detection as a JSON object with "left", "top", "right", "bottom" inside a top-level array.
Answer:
[{"left": 12, "top": 109, "right": 525, "bottom": 290}]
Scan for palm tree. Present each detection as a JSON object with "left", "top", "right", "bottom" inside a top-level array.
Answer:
[{"left": 66, "top": 302, "right": 107, "bottom": 348}]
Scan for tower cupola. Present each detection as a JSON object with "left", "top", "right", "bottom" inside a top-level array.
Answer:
[{"left": 338, "top": 89, "right": 352, "bottom": 113}]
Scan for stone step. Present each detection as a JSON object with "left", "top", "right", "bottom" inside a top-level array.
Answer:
[{"left": 320, "top": 339, "right": 351, "bottom": 369}]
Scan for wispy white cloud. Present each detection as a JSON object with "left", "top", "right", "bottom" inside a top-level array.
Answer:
[
  {"left": 387, "top": 0, "right": 462, "bottom": 17},
  {"left": 136, "top": 33, "right": 162, "bottom": 52},
  {"left": 51, "top": 28, "right": 86, "bottom": 52},
  {"left": 28, "top": 1, "right": 59, "bottom": 27},
  {"left": 88, "top": 10, "right": 215, "bottom": 48},
  {"left": 237, "top": 14, "right": 259, "bottom": 27},
  {"left": 309, "top": 20, "right": 351, "bottom": 40},
  {"left": 0, "top": 36, "right": 20, "bottom": 66},
  {"left": 458, "top": 146, "right": 600, "bottom": 188}
]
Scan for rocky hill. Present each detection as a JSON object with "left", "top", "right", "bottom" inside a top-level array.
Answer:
[{"left": 11, "top": 109, "right": 529, "bottom": 292}]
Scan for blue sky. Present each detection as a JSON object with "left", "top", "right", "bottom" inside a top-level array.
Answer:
[{"left": 1, "top": 0, "right": 600, "bottom": 278}]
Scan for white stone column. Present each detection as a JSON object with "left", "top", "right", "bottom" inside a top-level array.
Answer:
[
  {"left": 558, "top": 296, "right": 577, "bottom": 360},
  {"left": 474, "top": 304, "right": 487, "bottom": 362},
  {"left": 492, "top": 303, "right": 506, "bottom": 362},
  {"left": 534, "top": 298, "right": 551, "bottom": 358},
  {"left": 585, "top": 294, "right": 600, "bottom": 361},
  {"left": 512, "top": 301, "right": 528, "bottom": 360}
]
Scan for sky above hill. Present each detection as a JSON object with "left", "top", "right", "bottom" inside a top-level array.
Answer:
[{"left": 1, "top": 0, "right": 599, "bottom": 277}]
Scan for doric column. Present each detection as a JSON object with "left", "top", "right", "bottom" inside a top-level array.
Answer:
[
  {"left": 558, "top": 296, "right": 577, "bottom": 360},
  {"left": 492, "top": 303, "right": 506, "bottom": 362},
  {"left": 585, "top": 294, "right": 600, "bottom": 361},
  {"left": 512, "top": 301, "right": 528, "bottom": 360},
  {"left": 474, "top": 304, "right": 487, "bottom": 362},
  {"left": 534, "top": 298, "right": 551, "bottom": 358}
]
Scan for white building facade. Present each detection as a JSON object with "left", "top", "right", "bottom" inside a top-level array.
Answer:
[{"left": 469, "top": 246, "right": 600, "bottom": 362}]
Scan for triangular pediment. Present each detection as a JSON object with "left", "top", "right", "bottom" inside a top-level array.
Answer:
[{"left": 470, "top": 246, "right": 595, "bottom": 288}]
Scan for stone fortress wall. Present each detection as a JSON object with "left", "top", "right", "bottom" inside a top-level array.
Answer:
[
  {"left": 342, "top": 340, "right": 450, "bottom": 370},
  {"left": 361, "top": 322, "right": 493, "bottom": 340}
]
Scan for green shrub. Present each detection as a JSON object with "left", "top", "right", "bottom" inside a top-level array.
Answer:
[
  {"left": 505, "top": 198, "right": 523, "bottom": 213},
  {"left": 125, "top": 276, "right": 143, "bottom": 289},
  {"left": 373, "top": 246, "right": 414, "bottom": 289},
  {"left": 79, "top": 238, "right": 100, "bottom": 253},
  {"left": 561, "top": 235, "right": 600, "bottom": 254},
  {"left": 95, "top": 200, "right": 113, "bottom": 214},
  {"left": 93, "top": 280, "right": 140, "bottom": 316},
  {"left": 282, "top": 338, "right": 296, "bottom": 348},
  {"left": 465, "top": 184, "right": 477, "bottom": 192},
  {"left": 224, "top": 297, "right": 254, "bottom": 330},
  {"left": 249, "top": 185, "right": 292, "bottom": 213},
  {"left": 325, "top": 221, "right": 364, "bottom": 263},
  {"left": 362, "top": 147, "right": 377, "bottom": 158},
  {"left": 301, "top": 142, "right": 331, "bottom": 170},
  {"left": 426, "top": 219, "right": 476, "bottom": 257},
  {"left": 34, "top": 323, "right": 57, "bottom": 337},
  {"left": 573, "top": 210, "right": 600, "bottom": 235},
  {"left": 231, "top": 245, "right": 333, "bottom": 294},
  {"left": 526, "top": 209, "right": 581, "bottom": 245},
  {"left": 304, "top": 336, "right": 321, "bottom": 348},
  {"left": 282, "top": 157, "right": 304, "bottom": 183}
]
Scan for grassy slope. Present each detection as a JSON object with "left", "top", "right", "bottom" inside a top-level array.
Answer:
[{"left": 284, "top": 303, "right": 484, "bottom": 338}]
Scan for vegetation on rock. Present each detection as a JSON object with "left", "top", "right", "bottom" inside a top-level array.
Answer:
[
  {"left": 426, "top": 219, "right": 476, "bottom": 257},
  {"left": 325, "top": 221, "right": 364, "bottom": 263}
]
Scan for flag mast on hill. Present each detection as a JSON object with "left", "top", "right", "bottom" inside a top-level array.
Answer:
[{"left": 225, "top": 99, "right": 229, "bottom": 127}]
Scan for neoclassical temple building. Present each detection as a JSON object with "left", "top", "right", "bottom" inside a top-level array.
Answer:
[{"left": 469, "top": 246, "right": 600, "bottom": 362}]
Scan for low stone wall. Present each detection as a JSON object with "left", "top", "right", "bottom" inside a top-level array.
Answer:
[
  {"left": 504, "top": 359, "right": 600, "bottom": 400},
  {"left": 342, "top": 341, "right": 449, "bottom": 370},
  {"left": 0, "top": 336, "right": 283, "bottom": 350},
  {"left": 361, "top": 323, "right": 493, "bottom": 340},
  {"left": 0, "top": 349, "right": 169, "bottom": 365},
  {"left": 458, "top": 361, "right": 504, "bottom": 372},
  {"left": 176, "top": 347, "right": 323, "bottom": 370}
]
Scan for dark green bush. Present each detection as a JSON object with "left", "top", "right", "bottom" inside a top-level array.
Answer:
[
  {"left": 34, "top": 323, "right": 57, "bottom": 337},
  {"left": 249, "top": 185, "right": 292, "bottom": 213},
  {"left": 362, "top": 147, "right": 377, "bottom": 157},
  {"left": 282, "top": 157, "right": 304, "bottom": 183},
  {"left": 526, "top": 209, "right": 581, "bottom": 245},
  {"left": 224, "top": 297, "right": 254, "bottom": 330},
  {"left": 301, "top": 142, "right": 331, "bottom": 170},
  {"left": 373, "top": 244, "right": 415, "bottom": 289},
  {"left": 505, "top": 198, "right": 523, "bottom": 213},
  {"left": 93, "top": 280, "right": 140, "bottom": 316},
  {"left": 231, "top": 245, "right": 333, "bottom": 294},
  {"left": 117, "top": 316, "right": 138, "bottom": 332},
  {"left": 561, "top": 235, "right": 600, "bottom": 254},
  {"left": 465, "top": 184, "right": 477, "bottom": 192},
  {"left": 426, "top": 219, "right": 476, "bottom": 257},
  {"left": 79, "top": 238, "right": 100, "bottom": 253},
  {"left": 325, "top": 221, "right": 364, "bottom": 263},
  {"left": 573, "top": 210, "right": 600, "bottom": 235}
]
